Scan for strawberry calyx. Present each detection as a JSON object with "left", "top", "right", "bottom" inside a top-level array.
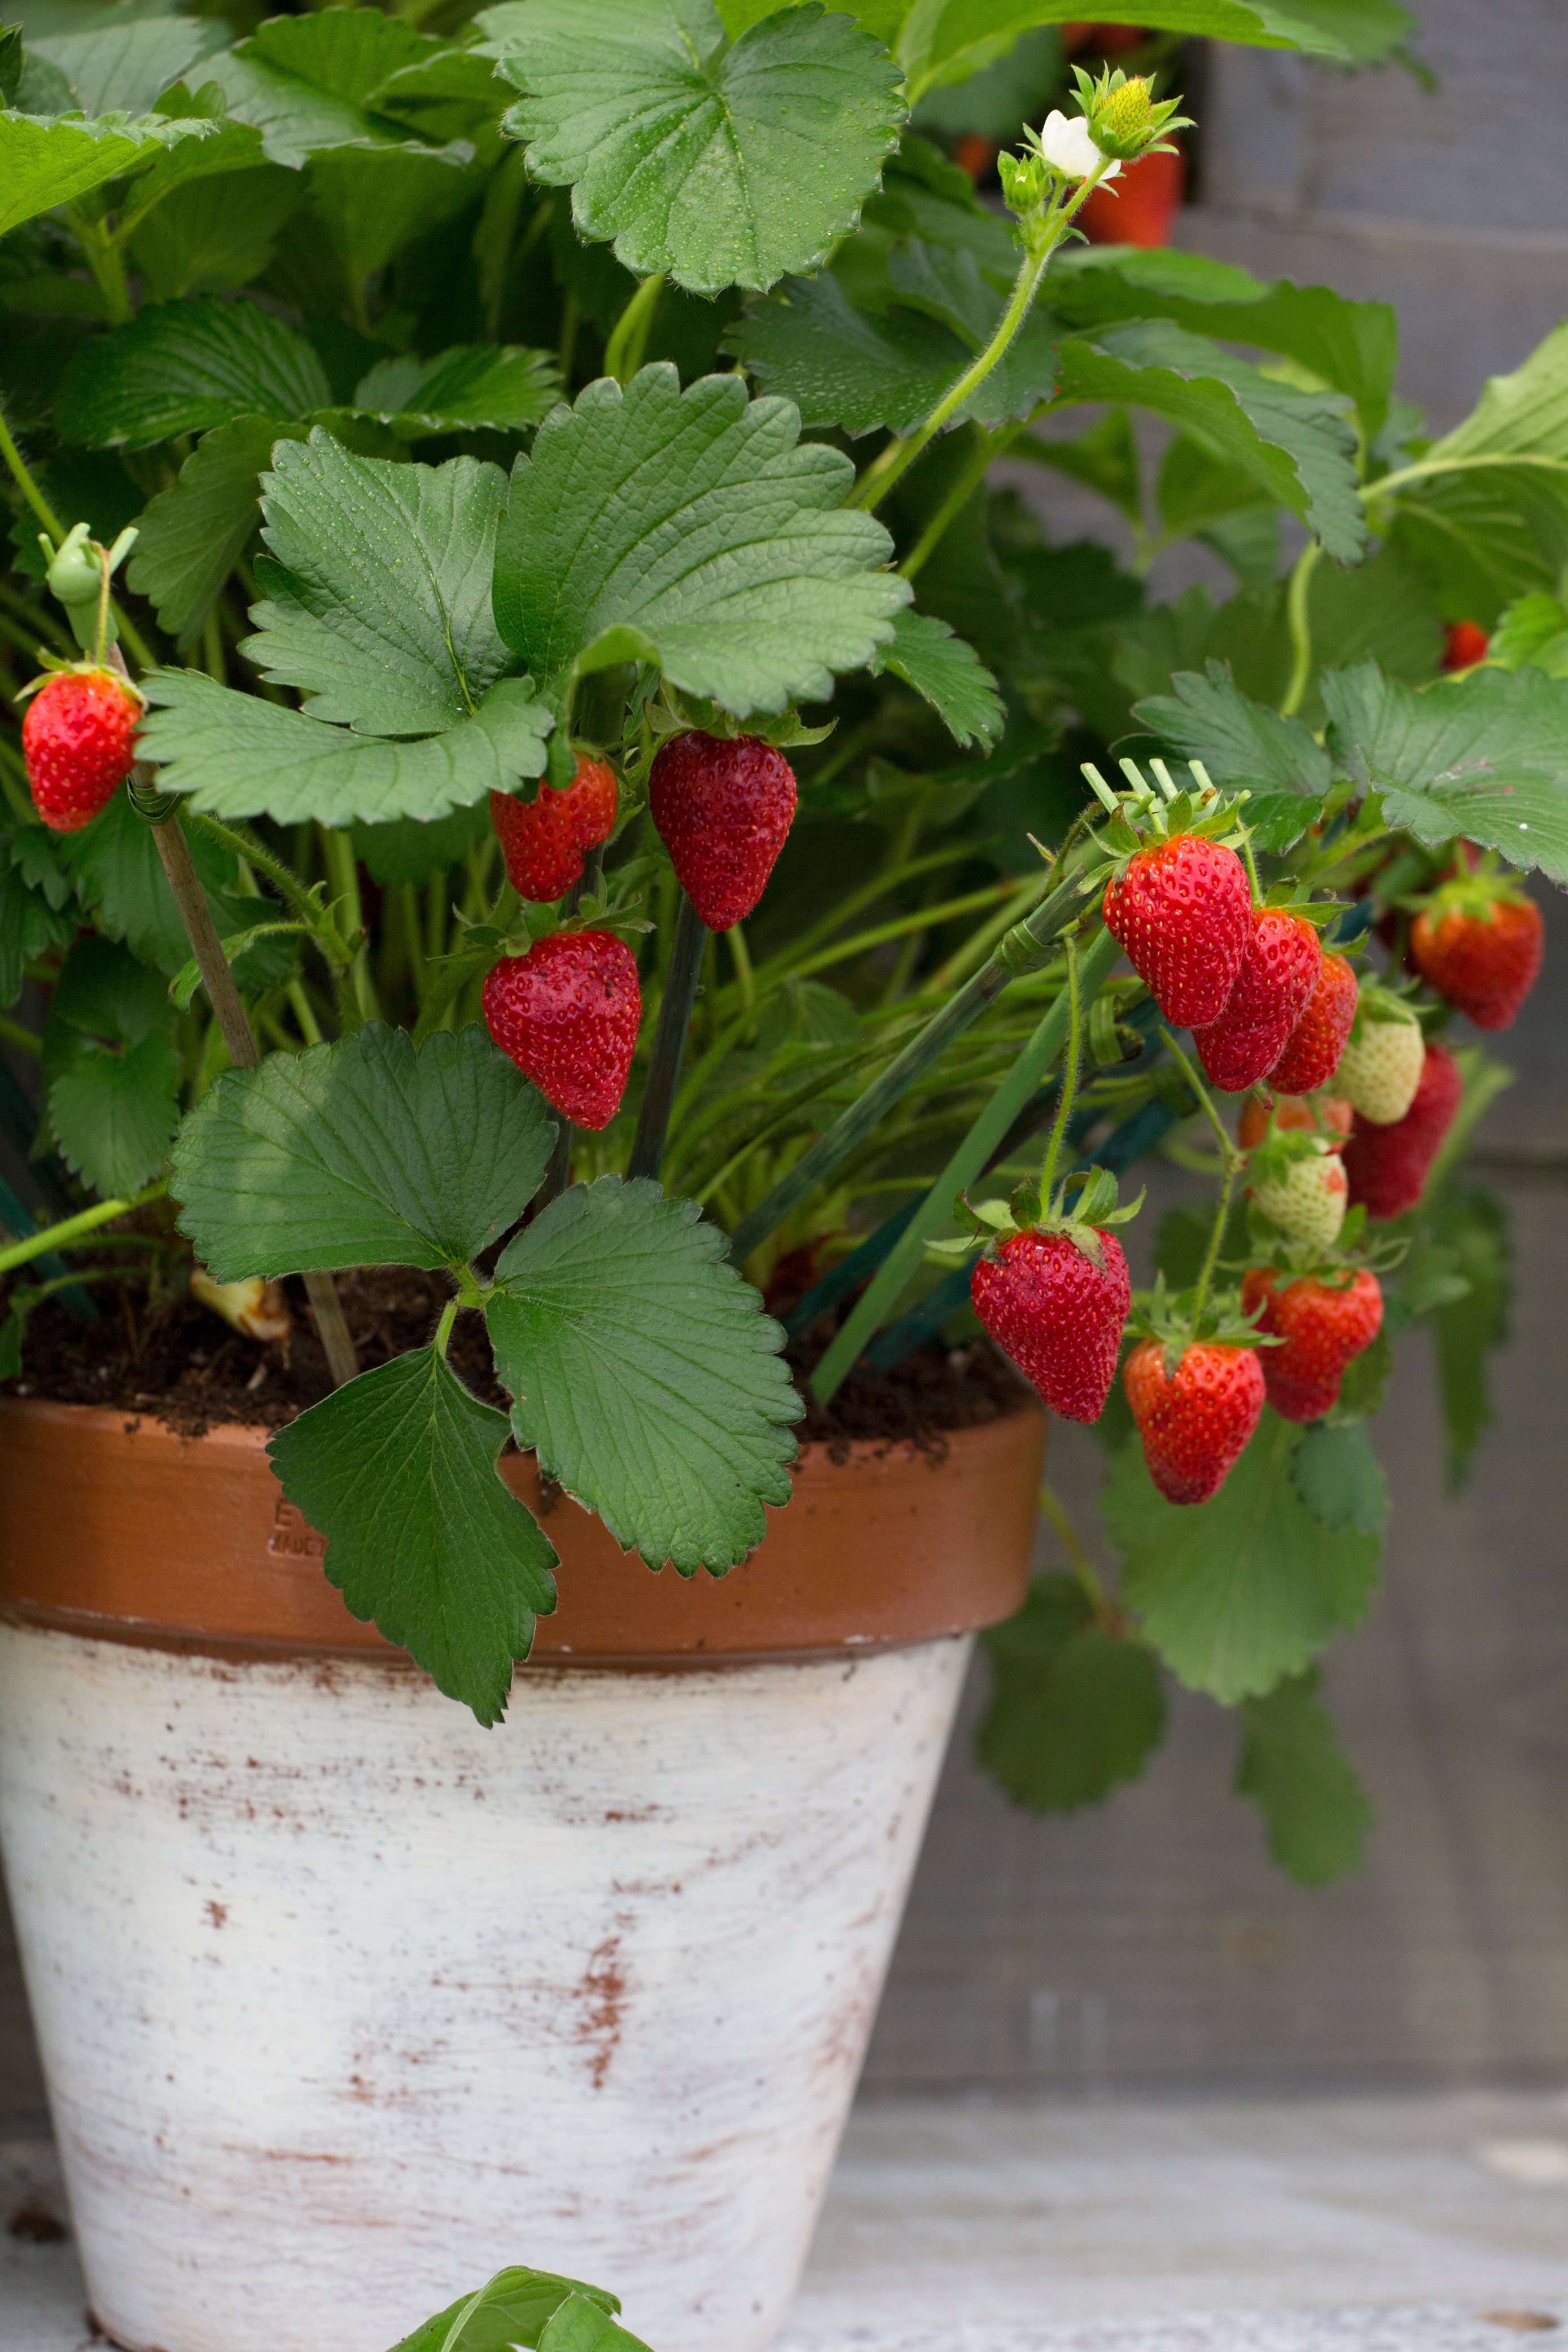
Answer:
[
  {"left": 1243, "top": 1118, "right": 1341, "bottom": 1189},
  {"left": 1239, "top": 1208, "right": 1407, "bottom": 1289},
  {"left": 1128, "top": 1269, "right": 1274, "bottom": 1380},
  {"left": 1346, "top": 974, "right": 1422, "bottom": 1046},
  {"left": 931, "top": 1164, "right": 1144, "bottom": 1276},
  {"left": 1403, "top": 858, "right": 1535, "bottom": 930},
  {"left": 14, "top": 650, "right": 147, "bottom": 711},
  {"left": 1075, "top": 752, "right": 1254, "bottom": 885}
]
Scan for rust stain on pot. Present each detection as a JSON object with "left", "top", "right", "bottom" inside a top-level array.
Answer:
[
  {"left": 576, "top": 1930, "right": 629, "bottom": 2089},
  {"left": 204, "top": 1899, "right": 227, "bottom": 1929}
]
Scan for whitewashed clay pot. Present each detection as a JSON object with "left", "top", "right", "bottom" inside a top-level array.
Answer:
[{"left": 0, "top": 1399, "right": 1043, "bottom": 2352}]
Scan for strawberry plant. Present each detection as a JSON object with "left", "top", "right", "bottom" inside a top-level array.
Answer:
[{"left": 0, "top": 0, "right": 1560, "bottom": 1885}]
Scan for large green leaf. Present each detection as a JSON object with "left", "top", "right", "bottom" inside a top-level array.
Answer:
[
  {"left": 1322, "top": 659, "right": 1568, "bottom": 886},
  {"left": 0, "top": 833, "right": 77, "bottom": 1006},
  {"left": 1135, "top": 660, "right": 1332, "bottom": 796},
  {"left": 268, "top": 1344, "right": 558, "bottom": 1725},
  {"left": 481, "top": 0, "right": 904, "bottom": 297},
  {"left": 1071, "top": 320, "right": 1366, "bottom": 563},
  {"left": 1291, "top": 1418, "right": 1388, "bottom": 1537},
  {"left": 127, "top": 158, "right": 304, "bottom": 302},
  {"left": 978, "top": 1575, "right": 1166, "bottom": 1812},
  {"left": 308, "top": 143, "right": 481, "bottom": 291},
  {"left": 1423, "top": 320, "right": 1568, "bottom": 468},
  {"left": 54, "top": 296, "right": 332, "bottom": 449},
  {"left": 870, "top": 608, "right": 1001, "bottom": 748},
  {"left": 137, "top": 668, "right": 552, "bottom": 826},
  {"left": 720, "top": 0, "right": 1413, "bottom": 97},
  {"left": 173, "top": 1023, "right": 554, "bottom": 1281},
  {"left": 1052, "top": 255, "right": 1398, "bottom": 445},
  {"left": 0, "top": 107, "right": 219, "bottom": 238},
  {"left": 1236, "top": 1668, "right": 1374, "bottom": 1886},
  {"left": 728, "top": 252, "right": 1061, "bottom": 436},
  {"left": 487, "top": 1176, "right": 798, "bottom": 1574},
  {"left": 1390, "top": 465, "right": 1568, "bottom": 630},
  {"left": 199, "top": 12, "right": 469, "bottom": 168},
  {"left": 24, "top": 14, "right": 229, "bottom": 119},
  {"left": 348, "top": 343, "right": 560, "bottom": 436},
  {"left": 492, "top": 363, "right": 908, "bottom": 713},
  {"left": 126, "top": 415, "right": 308, "bottom": 648},
  {"left": 389, "top": 2270, "right": 624, "bottom": 2352},
  {"left": 243, "top": 435, "right": 514, "bottom": 735},
  {"left": 1107, "top": 1412, "right": 1381, "bottom": 1704}
]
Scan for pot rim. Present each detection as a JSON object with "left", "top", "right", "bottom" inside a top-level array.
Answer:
[{"left": 0, "top": 1391, "right": 1045, "bottom": 1671}]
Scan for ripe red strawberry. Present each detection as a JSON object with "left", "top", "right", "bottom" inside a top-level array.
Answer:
[
  {"left": 1238, "top": 1091, "right": 1352, "bottom": 1151},
  {"left": 481, "top": 930, "right": 641, "bottom": 1131},
  {"left": 1123, "top": 1336, "right": 1265, "bottom": 1506},
  {"left": 1102, "top": 834, "right": 1252, "bottom": 1027},
  {"left": 1411, "top": 889, "right": 1543, "bottom": 1031},
  {"left": 21, "top": 665, "right": 142, "bottom": 831},
  {"left": 1192, "top": 909, "right": 1322, "bottom": 1093},
  {"left": 1079, "top": 145, "right": 1185, "bottom": 247},
  {"left": 1341, "top": 1040, "right": 1462, "bottom": 1220},
  {"left": 491, "top": 754, "right": 616, "bottom": 904},
  {"left": 1442, "top": 619, "right": 1489, "bottom": 672},
  {"left": 649, "top": 731, "right": 797, "bottom": 931},
  {"left": 1241, "top": 1267, "right": 1383, "bottom": 1425},
  {"left": 971, "top": 1226, "right": 1131, "bottom": 1423},
  {"left": 1268, "top": 951, "right": 1357, "bottom": 1094}
]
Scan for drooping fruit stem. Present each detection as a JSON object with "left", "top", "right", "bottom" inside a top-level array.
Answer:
[
  {"left": 605, "top": 273, "right": 667, "bottom": 387},
  {"left": 628, "top": 889, "right": 707, "bottom": 1183},
  {"left": 1159, "top": 1028, "right": 1242, "bottom": 1328},
  {"left": 1037, "top": 932, "right": 1082, "bottom": 1208}
]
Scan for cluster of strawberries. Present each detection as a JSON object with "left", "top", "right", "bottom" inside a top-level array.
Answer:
[
  {"left": 481, "top": 732, "right": 795, "bottom": 1130},
  {"left": 970, "top": 822, "right": 1544, "bottom": 1510}
]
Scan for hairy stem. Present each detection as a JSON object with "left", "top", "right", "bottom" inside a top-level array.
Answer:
[
  {"left": 605, "top": 273, "right": 667, "bottom": 387},
  {"left": 0, "top": 1180, "right": 169, "bottom": 1278},
  {"left": 899, "top": 415, "right": 1033, "bottom": 582},
  {"left": 1037, "top": 933, "right": 1081, "bottom": 1206},
  {"left": 1281, "top": 536, "right": 1323, "bottom": 719},
  {"left": 629, "top": 890, "right": 707, "bottom": 1183}
]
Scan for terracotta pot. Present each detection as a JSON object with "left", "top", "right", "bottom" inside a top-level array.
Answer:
[{"left": 0, "top": 1396, "right": 1043, "bottom": 2352}]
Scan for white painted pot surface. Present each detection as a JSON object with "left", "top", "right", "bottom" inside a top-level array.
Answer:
[{"left": 0, "top": 1623, "right": 970, "bottom": 2352}]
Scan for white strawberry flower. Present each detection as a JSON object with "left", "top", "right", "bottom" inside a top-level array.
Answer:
[{"left": 1038, "top": 110, "right": 1122, "bottom": 185}]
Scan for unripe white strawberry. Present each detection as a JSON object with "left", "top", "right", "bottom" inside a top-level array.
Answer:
[
  {"left": 1252, "top": 1150, "right": 1348, "bottom": 1252},
  {"left": 1335, "top": 1010, "right": 1425, "bottom": 1125}
]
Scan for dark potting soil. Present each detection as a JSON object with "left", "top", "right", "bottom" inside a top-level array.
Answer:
[{"left": 2, "top": 1262, "right": 1031, "bottom": 1452}]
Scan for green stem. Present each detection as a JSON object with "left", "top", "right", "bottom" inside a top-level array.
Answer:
[
  {"left": 0, "top": 411, "right": 64, "bottom": 541},
  {"left": 432, "top": 1297, "right": 459, "bottom": 1359},
  {"left": 0, "top": 1013, "right": 42, "bottom": 1057},
  {"left": 1037, "top": 932, "right": 1081, "bottom": 1205},
  {"left": 0, "top": 1180, "right": 168, "bottom": 1277},
  {"left": 899, "top": 416, "right": 1033, "bottom": 582},
  {"left": 628, "top": 890, "right": 707, "bottom": 1183},
  {"left": 726, "top": 867, "right": 1102, "bottom": 1267},
  {"left": 189, "top": 812, "right": 354, "bottom": 968},
  {"left": 726, "top": 922, "right": 755, "bottom": 1014},
  {"left": 1157, "top": 1028, "right": 1242, "bottom": 1326},
  {"left": 64, "top": 207, "right": 132, "bottom": 326},
  {"left": 201, "top": 606, "right": 225, "bottom": 685},
  {"left": 1365, "top": 451, "right": 1568, "bottom": 505},
  {"left": 809, "top": 922, "right": 1122, "bottom": 1404},
  {"left": 847, "top": 170, "right": 1105, "bottom": 519},
  {"left": 1281, "top": 537, "right": 1322, "bottom": 719},
  {"left": 1039, "top": 1479, "right": 1107, "bottom": 1616},
  {"left": 557, "top": 292, "right": 580, "bottom": 384},
  {"left": 319, "top": 824, "right": 373, "bottom": 1028},
  {"left": 604, "top": 273, "right": 667, "bottom": 387},
  {"left": 287, "top": 979, "right": 324, "bottom": 1046}
]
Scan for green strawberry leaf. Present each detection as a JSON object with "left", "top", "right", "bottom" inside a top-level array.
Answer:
[
  {"left": 47, "top": 1028, "right": 182, "bottom": 1198},
  {"left": 199, "top": 12, "right": 470, "bottom": 167},
  {"left": 23, "top": 14, "right": 230, "bottom": 120},
  {"left": 242, "top": 435, "right": 515, "bottom": 735},
  {"left": 492, "top": 364, "right": 908, "bottom": 715},
  {"left": 346, "top": 343, "right": 561, "bottom": 436},
  {"left": 267, "top": 1344, "right": 558, "bottom": 1727},
  {"left": 1423, "top": 318, "right": 1568, "bottom": 468},
  {"left": 171, "top": 1022, "right": 554, "bottom": 1282},
  {"left": 388, "top": 2269, "right": 624, "bottom": 2352},
  {"left": 308, "top": 143, "right": 482, "bottom": 292},
  {"left": 126, "top": 416, "right": 309, "bottom": 650},
  {"left": 1322, "top": 659, "right": 1568, "bottom": 884},
  {"left": 0, "top": 108, "right": 221, "bottom": 239},
  {"left": 0, "top": 835, "right": 77, "bottom": 1007},
  {"left": 137, "top": 668, "right": 551, "bottom": 826},
  {"left": 1290, "top": 1417, "right": 1388, "bottom": 1536},
  {"left": 728, "top": 254, "right": 1061, "bottom": 438},
  {"left": 1135, "top": 660, "right": 1332, "bottom": 796},
  {"left": 354, "top": 802, "right": 492, "bottom": 887},
  {"left": 60, "top": 787, "right": 265, "bottom": 976},
  {"left": 1061, "top": 321, "right": 1366, "bottom": 565},
  {"left": 537, "top": 2296, "right": 653, "bottom": 2352},
  {"left": 55, "top": 295, "right": 332, "bottom": 450},
  {"left": 978, "top": 1574, "right": 1167, "bottom": 1811},
  {"left": 124, "top": 146, "right": 303, "bottom": 303},
  {"left": 870, "top": 607, "right": 1002, "bottom": 748},
  {"left": 1236, "top": 1667, "right": 1374, "bottom": 1886},
  {"left": 1107, "top": 1411, "right": 1381, "bottom": 1704},
  {"left": 1051, "top": 256, "right": 1398, "bottom": 445},
  {"left": 481, "top": 0, "right": 904, "bottom": 297},
  {"left": 486, "top": 1176, "right": 798, "bottom": 1574}
]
